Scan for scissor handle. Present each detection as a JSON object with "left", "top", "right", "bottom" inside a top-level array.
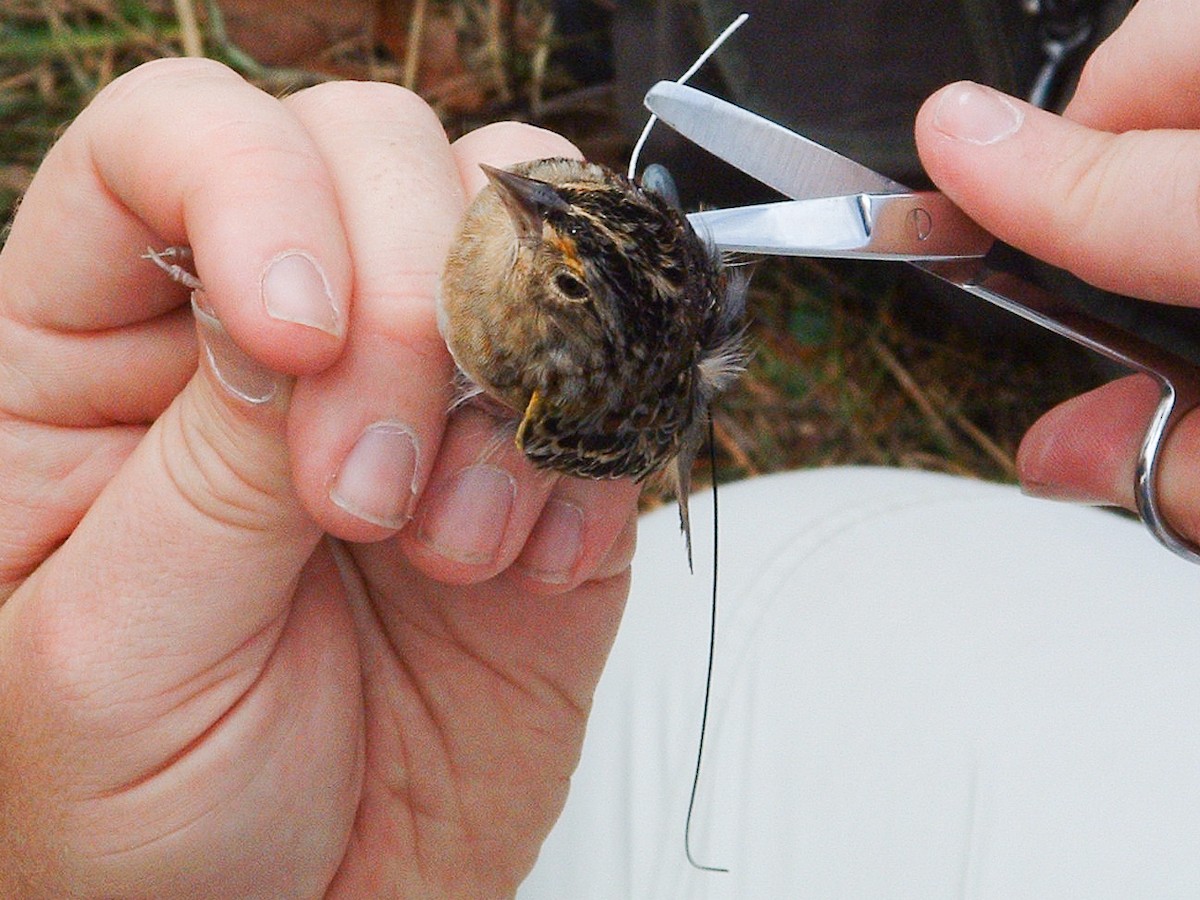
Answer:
[
  {"left": 1137, "top": 378, "right": 1200, "bottom": 564},
  {"left": 920, "top": 258, "right": 1200, "bottom": 565}
]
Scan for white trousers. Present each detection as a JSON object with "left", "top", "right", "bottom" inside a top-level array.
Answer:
[{"left": 520, "top": 467, "right": 1200, "bottom": 898}]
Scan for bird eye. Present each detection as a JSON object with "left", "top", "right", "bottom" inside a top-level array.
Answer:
[{"left": 554, "top": 272, "right": 589, "bottom": 300}]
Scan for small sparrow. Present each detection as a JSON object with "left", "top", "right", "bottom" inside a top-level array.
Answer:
[{"left": 438, "top": 157, "right": 748, "bottom": 560}]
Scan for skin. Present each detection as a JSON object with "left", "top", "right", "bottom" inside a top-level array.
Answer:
[
  {"left": 1, "top": 0, "right": 1198, "bottom": 893},
  {"left": 0, "top": 60, "right": 638, "bottom": 897},
  {"left": 915, "top": 0, "right": 1200, "bottom": 545}
]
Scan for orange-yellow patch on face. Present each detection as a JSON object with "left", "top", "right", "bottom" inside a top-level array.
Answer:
[{"left": 546, "top": 228, "right": 585, "bottom": 278}]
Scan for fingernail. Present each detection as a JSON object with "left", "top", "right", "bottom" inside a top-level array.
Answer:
[
  {"left": 330, "top": 422, "right": 420, "bottom": 528},
  {"left": 596, "top": 511, "right": 638, "bottom": 578},
  {"left": 417, "top": 464, "right": 515, "bottom": 565},
  {"left": 192, "top": 293, "right": 285, "bottom": 405},
  {"left": 933, "top": 81, "right": 1024, "bottom": 145},
  {"left": 1020, "top": 480, "right": 1107, "bottom": 505},
  {"left": 261, "top": 251, "right": 341, "bottom": 336},
  {"left": 516, "top": 499, "right": 584, "bottom": 584}
]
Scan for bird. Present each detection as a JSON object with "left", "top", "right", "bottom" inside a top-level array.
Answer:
[{"left": 438, "top": 157, "right": 748, "bottom": 563}]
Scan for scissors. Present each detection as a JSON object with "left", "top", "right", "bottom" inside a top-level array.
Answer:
[{"left": 643, "top": 80, "right": 1200, "bottom": 566}]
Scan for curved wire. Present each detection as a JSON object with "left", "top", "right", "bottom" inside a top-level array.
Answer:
[
  {"left": 628, "top": 13, "right": 750, "bottom": 181},
  {"left": 684, "top": 413, "right": 729, "bottom": 873}
]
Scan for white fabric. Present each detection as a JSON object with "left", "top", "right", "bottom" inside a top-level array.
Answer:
[{"left": 519, "top": 467, "right": 1200, "bottom": 898}]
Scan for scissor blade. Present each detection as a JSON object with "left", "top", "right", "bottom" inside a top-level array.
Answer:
[
  {"left": 688, "top": 193, "right": 992, "bottom": 260},
  {"left": 644, "top": 81, "right": 907, "bottom": 200}
]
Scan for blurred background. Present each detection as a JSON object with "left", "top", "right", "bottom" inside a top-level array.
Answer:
[{"left": 1, "top": 0, "right": 1122, "bottom": 494}]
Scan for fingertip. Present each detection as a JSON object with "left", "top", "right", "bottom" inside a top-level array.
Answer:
[
  {"left": 400, "top": 458, "right": 535, "bottom": 586},
  {"left": 392, "top": 407, "right": 640, "bottom": 590},
  {"left": 919, "top": 81, "right": 1026, "bottom": 149},
  {"left": 451, "top": 122, "right": 582, "bottom": 197},
  {"left": 287, "top": 339, "right": 454, "bottom": 546},
  {"left": 1019, "top": 374, "right": 1200, "bottom": 553},
  {"left": 915, "top": 83, "right": 1031, "bottom": 258},
  {"left": 511, "top": 480, "right": 640, "bottom": 594},
  {"left": 260, "top": 250, "right": 344, "bottom": 339},
  {"left": 190, "top": 216, "right": 352, "bottom": 379},
  {"left": 589, "top": 504, "right": 639, "bottom": 581},
  {"left": 192, "top": 291, "right": 292, "bottom": 408},
  {"left": 1016, "top": 375, "right": 1156, "bottom": 508},
  {"left": 86, "top": 57, "right": 354, "bottom": 376},
  {"left": 322, "top": 420, "right": 423, "bottom": 539},
  {"left": 513, "top": 496, "right": 587, "bottom": 589},
  {"left": 915, "top": 82, "right": 1035, "bottom": 207}
]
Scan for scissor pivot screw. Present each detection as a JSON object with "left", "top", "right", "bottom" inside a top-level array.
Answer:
[{"left": 908, "top": 207, "right": 934, "bottom": 242}]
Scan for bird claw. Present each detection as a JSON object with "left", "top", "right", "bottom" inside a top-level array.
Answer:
[{"left": 143, "top": 245, "right": 203, "bottom": 291}]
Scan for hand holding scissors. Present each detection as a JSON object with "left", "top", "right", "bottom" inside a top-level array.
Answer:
[{"left": 645, "top": 71, "right": 1200, "bottom": 566}]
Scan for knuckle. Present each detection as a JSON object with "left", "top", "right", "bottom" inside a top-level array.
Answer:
[
  {"left": 358, "top": 289, "right": 451, "bottom": 365},
  {"left": 460, "top": 120, "right": 580, "bottom": 161},
  {"left": 166, "top": 409, "right": 286, "bottom": 531},
  {"left": 287, "top": 80, "right": 442, "bottom": 132},
  {"left": 1047, "top": 129, "right": 1114, "bottom": 235},
  {"left": 91, "top": 57, "right": 238, "bottom": 110},
  {"left": 1070, "top": 31, "right": 1115, "bottom": 108},
  {"left": 1053, "top": 130, "right": 1200, "bottom": 296}
]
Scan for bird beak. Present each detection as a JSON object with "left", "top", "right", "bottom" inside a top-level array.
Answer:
[{"left": 480, "top": 164, "right": 571, "bottom": 242}]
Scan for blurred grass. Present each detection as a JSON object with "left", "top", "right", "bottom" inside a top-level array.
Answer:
[
  {"left": 0, "top": 0, "right": 1106, "bottom": 490},
  {"left": 0, "top": 1, "right": 180, "bottom": 215},
  {"left": 702, "top": 257, "right": 1101, "bottom": 487}
]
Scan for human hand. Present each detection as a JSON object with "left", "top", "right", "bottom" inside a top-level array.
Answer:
[
  {"left": 915, "top": 0, "right": 1200, "bottom": 547},
  {"left": 0, "top": 59, "right": 639, "bottom": 897}
]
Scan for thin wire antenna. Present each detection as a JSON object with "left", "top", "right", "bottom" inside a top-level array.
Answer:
[
  {"left": 628, "top": 13, "right": 750, "bottom": 180},
  {"left": 623, "top": 11, "right": 748, "bottom": 873},
  {"left": 684, "top": 412, "right": 729, "bottom": 873}
]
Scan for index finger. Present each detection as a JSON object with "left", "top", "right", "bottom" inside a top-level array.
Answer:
[
  {"left": 1, "top": 58, "right": 353, "bottom": 375},
  {"left": 281, "top": 88, "right": 582, "bottom": 543},
  {"left": 1065, "top": 0, "right": 1200, "bottom": 131}
]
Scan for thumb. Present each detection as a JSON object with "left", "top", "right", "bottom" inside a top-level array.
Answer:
[
  {"left": 2, "top": 290, "right": 362, "bottom": 900},
  {"left": 915, "top": 81, "right": 1200, "bottom": 307},
  {"left": 6, "top": 290, "right": 340, "bottom": 795},
  {"left": 916, "top": 81, "right": 1200, "bottom": 548}
]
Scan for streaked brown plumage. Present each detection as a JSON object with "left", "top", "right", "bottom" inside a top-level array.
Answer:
[{"left": 438, "top": 157, "right": 748, "bottom": 559}]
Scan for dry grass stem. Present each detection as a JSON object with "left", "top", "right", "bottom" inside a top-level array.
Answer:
[
  {"left": 485, "top": 0, "right": 511, "bottom": 102},
  {"left": 403, "top": 0, "right": 427, "bottom": 91},
  {"left": 39, "top": 0, "right": 91, "bottom": 91},
  {"left": 869, "top": 335, "right": 959, "bottom": 452},
  {"left": 171, "top": 0, "right": 202, "bottom": 57},
  {"left": 937, "top": 391, "right": 1018, "bottom": 477},
  {"left": 528, "top": 8, "right": 554, "bottom": 118},
  {"left": 711, "top": 413, "right": 760, "bottom": 477}
]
